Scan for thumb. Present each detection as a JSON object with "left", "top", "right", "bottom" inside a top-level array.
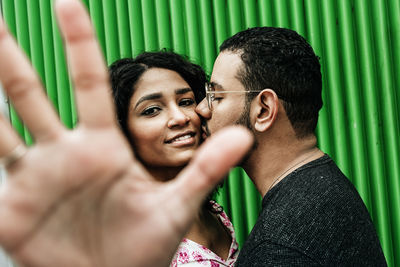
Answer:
[{"left": 174, "top": 126, "right": 253, "bottom": 212}]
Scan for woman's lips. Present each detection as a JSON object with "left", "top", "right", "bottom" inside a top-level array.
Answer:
[{"left": 165, "top": 132, "right": 197, "bottom": 147}]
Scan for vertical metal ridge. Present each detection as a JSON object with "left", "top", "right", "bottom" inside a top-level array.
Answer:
[
  {"left": 227, "top": 0, "right": 243, "bottom": 35},
  {"left": 304, "top": 0, "right": 333, "bottom": 156},
  {"left": 38, "top": 0, "right": 59, "bottom": 112},
  {"left": 320, "top": 1, "right": 351, "bottom": 177},
  {"left": 2, "top": 1, "right": 25, "bottom": 140},
  {"left": 115, "top": 0, "right": 132, "bottom": 58},
  {"left": 14, "top": 1, "right": 30, "bottom": 56},
  {"left": 242, "top": 169, "right": 261, "bottom": 235},
  {"left": 88, "top": 0, "right": 106, "bottom": 59},
  {"left": 199, "top": 0, "right": 216, "bottom": 74},
  {"left": 371, "top": 0, "right": 399, "bottom": 265},
  {"left": 183, "top": 0, "right": 201, "bottom": 65},
  {"left": 243, "top": 0, "right": 258, "bottom": 28},
  {"left": 336, "top": 0, "right": 371, "bottom": 210},
  {"left": 289, "top": 0, "right": 306, "bottom": 37},
  {"left": 273, "top": 0, "right": 290, "bottom": 28},
  {"left": 387, "top": 0, "right": 400, "bottom": 115},
  {"left": 155, "top": 0, "right": 172, "bottom": 50},
  {"left": 169, "top": 0, "right": 186, "bottom": 55},
  {"left": 102, "top": 1, "right": 119, "bottom": 64},
  {"left": 127, "top": 0, "right": 145, "bottom": 56},
  {"left": 258, "top": 0, "right": 273, "bottom": 26},
  {"left": 228, "top": 167, "right": 247, "bottom": 248},
  {"left": 212, "top": 0, "right": 229, "bottom": 48},
  {"left": 14, "top": 0, "right": 32, "bottom": 144},
  {"left": 386, "top": 0, "right": 400, "bottom": 263},
  {"left": 50, "top": 0, "right": 74, "bottom": 128},
  {"left": 354, "top": 1, "right": 394, "bottom": 264},
  {"left": 27, "top": 0, "right": 45, "bottom": 88},
  {"left": 141, "top": 0, "right": 158, "bottom": 51}
]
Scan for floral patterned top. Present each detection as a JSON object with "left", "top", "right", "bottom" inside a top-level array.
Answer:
[{"left": 170, "top": 201, "right": 239, "bottom": 266}]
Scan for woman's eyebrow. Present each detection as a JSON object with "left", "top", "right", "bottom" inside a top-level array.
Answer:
[
  {"left": 135, "top": 93, "right": 162, "bottom": 108},
  {"left": 134, "top": 88, "right": 192, "bottom": 109},
  {"left": 175, "top": 88, "right": 192, "bottom": 95}
]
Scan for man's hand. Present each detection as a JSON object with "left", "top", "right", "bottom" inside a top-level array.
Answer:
[{"left": 0, "top": 0, "right": 253, "bottom": 266}]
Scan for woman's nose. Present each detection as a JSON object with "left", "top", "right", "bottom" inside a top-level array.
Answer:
[{"left": 167, "top": 107, "right": 190, "bottom": 128}]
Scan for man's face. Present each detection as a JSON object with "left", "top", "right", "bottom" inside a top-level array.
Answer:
[{"left": 196, "top": 51, "right": 250, "bottom": 136}]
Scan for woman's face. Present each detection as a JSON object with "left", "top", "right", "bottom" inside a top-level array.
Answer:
[{"left": 127, "top": 68, "right": 201, "bottom": 167}]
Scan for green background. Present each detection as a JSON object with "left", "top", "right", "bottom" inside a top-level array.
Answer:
[{"left": 1, "top": 0, "right": 399, "bottom": 266}]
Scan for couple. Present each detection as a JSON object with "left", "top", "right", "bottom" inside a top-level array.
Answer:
[{"left": 0, "top": 0, "right": 386, "bottom": 266}]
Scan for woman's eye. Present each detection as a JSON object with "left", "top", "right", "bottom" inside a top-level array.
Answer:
[
  {"left": 179, "top": 98, "right": 195, "bottom": 107},
  {"left": 141, "top": 106, "right": 161, "bottom": 116}
]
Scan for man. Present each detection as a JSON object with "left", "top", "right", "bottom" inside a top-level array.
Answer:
[
  {"left": 195, "top": 27, "right": 387, "bottom": 265},
  {"left": 0, "top": 0, "right": 252, "bottom": 266}
]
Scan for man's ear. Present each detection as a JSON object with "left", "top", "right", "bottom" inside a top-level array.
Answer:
[{"left": 252, "top": 89, "right": 279, "bottom": 132}]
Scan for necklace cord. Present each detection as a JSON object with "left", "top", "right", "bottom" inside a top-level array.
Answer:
[{"left": 266, "top": 151, "right": 319, "bottom": 192}]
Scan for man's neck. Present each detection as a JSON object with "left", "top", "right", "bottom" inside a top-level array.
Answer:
[{"left": 243, "top": 134, "right": 324, "bottom": 196}]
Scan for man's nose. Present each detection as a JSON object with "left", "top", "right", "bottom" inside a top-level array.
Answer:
[{"left": 195, "top": 98, "right": 212, "bottom": 119}]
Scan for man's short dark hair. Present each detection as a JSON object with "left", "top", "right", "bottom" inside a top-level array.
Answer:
[
  {"left": 109, "top": 51, "right": 207, "bottom": 141},
  {"left": 220, "top": 27, "right": 323, "bottom": 137}
]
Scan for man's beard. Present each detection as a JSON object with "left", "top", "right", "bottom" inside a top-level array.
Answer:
[
  {"left": 235, "top": 103, "right": 252, "bottom": 130},
  {"left": 235, "top": 104, "right": 257, "bottom": 166}
]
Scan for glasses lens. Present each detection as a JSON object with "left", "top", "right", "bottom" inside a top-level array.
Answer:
[{"left": 205, "top": 83, "right": 212, "bottom": 110}]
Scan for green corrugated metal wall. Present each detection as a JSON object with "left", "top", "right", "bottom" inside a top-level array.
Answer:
[{"left": 1, "top": 0, "right": 399, "bottom": 265}]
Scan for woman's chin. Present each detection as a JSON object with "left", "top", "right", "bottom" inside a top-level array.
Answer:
[{"left": 166, "top": 151, "right": 197, "bottom": 167}]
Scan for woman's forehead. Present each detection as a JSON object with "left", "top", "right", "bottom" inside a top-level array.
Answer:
[
  {"left": 135, "top": 68, "right": 190, "bottom": 92},
  {"left": 131, "top": 68, "right": 193, "bottom": 106}
]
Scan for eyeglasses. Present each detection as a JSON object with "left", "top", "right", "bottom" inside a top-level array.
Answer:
[{"left": 205, "top": 82, "right": 260, "bottom": 110}]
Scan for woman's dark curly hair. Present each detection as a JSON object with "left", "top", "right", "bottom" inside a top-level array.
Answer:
[{"left": 109, "top": 51, "right": 206, "bottom": 143}]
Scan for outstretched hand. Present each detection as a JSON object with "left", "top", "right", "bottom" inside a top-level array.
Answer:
[{"left": 0, "top": 0, "right": 252, "bottom": 266}]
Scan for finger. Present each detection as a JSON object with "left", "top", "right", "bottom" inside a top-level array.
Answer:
[
  {"left": 0, "top": 18, "right": 64, "bottom": 141},
  {"left": 0, "top": 114, "right": 25, "bottom": 161},
  {"left": 55, "top": 0, "right": 115, "bottom": 128},
  {"left": 175, "top": 126, "right": 253, "bottom": 210}
]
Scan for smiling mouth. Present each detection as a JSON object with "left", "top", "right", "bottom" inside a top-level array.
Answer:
[{"left": 165, "top": 133, "right": 196, "bottom": 144}]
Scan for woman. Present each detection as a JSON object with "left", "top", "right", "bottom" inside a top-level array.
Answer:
[{"left": 109, "top": 52, "right": 238, "bottom": 266}]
